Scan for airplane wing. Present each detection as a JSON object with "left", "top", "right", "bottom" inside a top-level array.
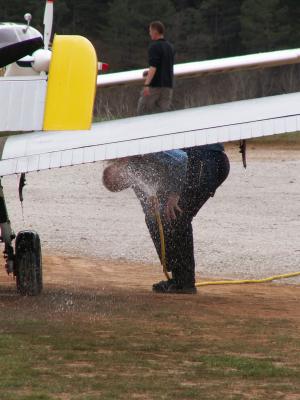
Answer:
[
  {"left": 1, "top": 24, "right": 300, "bottom": 179},
  {"left": 97, "top": 48, "right": 300, "bottom": 87},
  {"left": 0, "top": 90, "right": 299, "bottom": 177}
]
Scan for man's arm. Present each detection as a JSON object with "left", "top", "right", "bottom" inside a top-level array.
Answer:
[
  {"left": 143, "top": 66, "right": 156, "bottom": 96},
  {"left": 147, "top": 150, "right": 187, "bottom": 221}
]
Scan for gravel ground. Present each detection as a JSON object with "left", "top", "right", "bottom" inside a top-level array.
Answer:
[{"left": 2, "top": 145, "right": 300, "bottom": 282}]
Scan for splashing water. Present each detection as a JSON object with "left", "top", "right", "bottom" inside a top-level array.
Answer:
[{"left": 127, "top": 170, "right": 158, "bottom": 197}]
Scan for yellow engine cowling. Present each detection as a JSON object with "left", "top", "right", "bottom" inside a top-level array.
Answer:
[{"left": 43, "top": 35, "right": 97, "bottom": 131}]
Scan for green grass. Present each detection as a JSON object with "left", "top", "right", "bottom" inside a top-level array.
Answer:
[
  {"left": 0, "top": 289, "right": 299, "bottom": 400},
  {"left": 196, "top": 354, "right": 295, "bottom": 378}
]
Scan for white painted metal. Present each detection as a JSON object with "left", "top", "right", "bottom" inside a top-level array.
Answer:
[
  {"left": 43, "top": 0, "right": 54, "bottom": 50},
  {"left": 97, "top": 48, "right": 300, "bottom": 87},
  {"left": 0, "top": 23, "right": 42, "bottom": 46},
  {"left": 0, "top": 76, "right": 47, "bottom": 131},
  {"left": 4, "top": 61, "right": 40, "bottom": 77},
  {"left": 31, "top": 49, "right": 52, "bottom": 73},
  {"left": 0, "top": 91, "right": 299, "bottom": 176}
]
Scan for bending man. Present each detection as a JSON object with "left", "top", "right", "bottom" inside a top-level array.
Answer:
[{"left": 151, "top": 143, "right": 230, "bottom": 294}]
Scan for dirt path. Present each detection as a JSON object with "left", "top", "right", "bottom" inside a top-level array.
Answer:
[{"left": 1, "top": 253, "right": 300, "bottom": 328}]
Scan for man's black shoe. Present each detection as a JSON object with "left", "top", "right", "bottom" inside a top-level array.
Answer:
[
  {"left": 152, "top": 279, "right": 197, "bottom": 294},
  {"left": 152, "top": 279, "right": 175, "bottom": 292}
]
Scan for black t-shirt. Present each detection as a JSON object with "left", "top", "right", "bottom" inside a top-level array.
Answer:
[{"left": 148, "top": 39, "right": 174, "bottom": 88}]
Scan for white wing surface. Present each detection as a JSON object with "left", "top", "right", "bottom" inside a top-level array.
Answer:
[
  {"left": 97, "top": 48, "right": 300, "bottom": 87},
  {"left": 0, "top": 91, "right": 299, "bottom": 177}
]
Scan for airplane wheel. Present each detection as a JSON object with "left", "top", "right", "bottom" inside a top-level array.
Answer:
[{"left": 15, "top": 230, "right": 43, "bottom": 296}]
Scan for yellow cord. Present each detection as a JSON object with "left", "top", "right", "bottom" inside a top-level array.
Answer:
[
  {"left": 156, "top": 209, "right": 171, "bottom": 281},
  {"left": 196, "top": 271, "right": 300, "bottom": 287},
  {"left": 150, "top": 196, "right": 171, "bottom": 281},
  {"left": 151, "top": 196, "right": 300, "bottom": 287}
]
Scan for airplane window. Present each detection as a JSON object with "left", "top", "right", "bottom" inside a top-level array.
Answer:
[
  {"left": 17, "top": 27, "right": 42, "bottom": 42},
  {"left": 0, "top": 29, "right": 18, "bottom": 48},
  {"left": 18, "top": 30, "right": 33, "bottom": 42}
]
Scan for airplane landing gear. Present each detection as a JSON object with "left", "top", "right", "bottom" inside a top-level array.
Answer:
[
  {"left": 15, "top": 230, "right": 42, "bottom": 296},
  {"left": 0, "top": 179, "right": 43, "bottom": 296}
]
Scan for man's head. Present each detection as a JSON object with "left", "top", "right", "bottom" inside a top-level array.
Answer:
[
  {"left": 102, "top": 161, "right": 131, "bottom": 192},
  {"left": 149, "top": 21, "right": 165, "bottom": 40}
]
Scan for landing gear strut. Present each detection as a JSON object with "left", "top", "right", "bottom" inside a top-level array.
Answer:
[{"left": 0, "top": 179, "right": 43, "bottom": 295}]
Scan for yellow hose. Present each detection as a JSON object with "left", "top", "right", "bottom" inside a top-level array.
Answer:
[
  {"left": 156, "top": 210, "right": 171, "bottom": 281},
  {"left": 150, "top": 196, "right": 171, "bottom": 281},
  {"left": 152, "top": 196, "right": 300, "bottom": 287},
  {"left": 196, "top": 271, "right": 300, "bottom": 287}
]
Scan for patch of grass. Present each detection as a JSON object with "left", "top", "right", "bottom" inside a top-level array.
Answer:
[
  {"left": 0, "top": 290, "right": 300, "bottom": 400},
  {"left": 195, "top": 354, "right": 297, "bottom": 378}
]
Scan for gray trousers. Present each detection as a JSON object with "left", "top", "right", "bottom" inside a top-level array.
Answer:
[{"left": 137, "top": 87, "right": 173, "bottom": 115}]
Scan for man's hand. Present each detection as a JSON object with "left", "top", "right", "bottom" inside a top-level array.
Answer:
[
  {"left": 164, "top": 193, "right": 182, "bottom": 222},
  {"left": 143, "top": 66, "right": 156, "bottom": 96},
  {"left": 143, "top": 86, "right": 150, "bottom": 96}
]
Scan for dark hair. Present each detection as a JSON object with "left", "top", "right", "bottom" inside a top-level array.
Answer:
[{"left": 150, "top": 21, "right": 165, "bottom": 35}]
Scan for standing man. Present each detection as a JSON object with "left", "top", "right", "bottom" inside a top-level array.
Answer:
[{"left": 137, "top": 21, "right": 175, "bottom": 115}]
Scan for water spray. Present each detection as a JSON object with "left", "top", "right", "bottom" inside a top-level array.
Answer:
[{"left": 124, "top": 167, "right": 171, "bottom": 280}]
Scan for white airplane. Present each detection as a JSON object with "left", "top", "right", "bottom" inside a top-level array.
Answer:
[{"left": 0, "top": 0, "right": 299, "bottom": 296}]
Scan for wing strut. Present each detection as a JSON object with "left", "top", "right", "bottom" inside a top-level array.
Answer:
[
  {"left": 18, "top": 173, "right": 26, "bottom": 204},
  {"left": 239, "top": 140, "right": 247, "bottom": 169}
]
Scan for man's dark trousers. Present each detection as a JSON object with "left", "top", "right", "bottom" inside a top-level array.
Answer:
[{"left": 145, "top": 147, "right": 230, "bottom": 288}]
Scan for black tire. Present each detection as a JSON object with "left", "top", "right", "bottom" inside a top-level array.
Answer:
[{"left": 15, "top": 230, "right": 43, "bottom": 296}]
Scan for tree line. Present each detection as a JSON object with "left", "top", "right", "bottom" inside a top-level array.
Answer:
[
  {"left": 1, "top": 0, "right": 300, "bottom": 70},
  {"left": 2, "top": 0, "right": 300, "bottom": 120}
]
